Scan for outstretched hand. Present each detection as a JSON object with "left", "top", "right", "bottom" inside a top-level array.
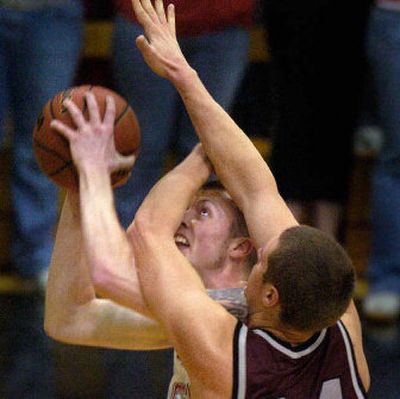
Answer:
[
  {"left": 50, "top": 92, "right": 136, "bottom": 180},
  {"left": 132, "top": 0, "right": 190, "bottom": 79}
]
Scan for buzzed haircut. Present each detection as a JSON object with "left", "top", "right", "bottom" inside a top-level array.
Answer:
[{"left": 264, "top": 225, "right": 355, "bottom": 332}]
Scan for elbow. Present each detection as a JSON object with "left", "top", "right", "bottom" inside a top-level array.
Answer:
[
  {"left": 44, "top": 313, "right": 87, "bottom": 346},
  {"left": 43, "top": 313, "right": 68, "bottom": 344},
  {"left": 43, "top": 319, "right": 56, "bottom": 340},
  {"left": 132, "top": 211, "right": 152, "bottom": 234},
  {"left": 43, "top": 303, "right": 58, "bottom": 340},
  {"left": 90, "top": 263, "right": 116, "bottom": 298},
  {"left": 44, "top": 323, "right": 63, "bottom": 343},
  {"left": 133, "top": 211, "right": 168, "bottom": 239},
  {"left": 44, "top": 324, "right": 80, "bottom": 346}
]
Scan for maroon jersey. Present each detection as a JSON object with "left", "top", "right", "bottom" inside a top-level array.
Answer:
[{"left": 232, "top": 321, "right": 367, "bottom": 399}]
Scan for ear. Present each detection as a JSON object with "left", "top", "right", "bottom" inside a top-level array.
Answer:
[
  {"left": 262, "top": 283, "right": 279, "bottom": 308},
  {"left": 229, "top": 237, "right": 254, "bottom": 260}
]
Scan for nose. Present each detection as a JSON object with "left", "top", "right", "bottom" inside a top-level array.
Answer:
[{"left": 182, "top": 207, "right": 195, "bottom": 227}]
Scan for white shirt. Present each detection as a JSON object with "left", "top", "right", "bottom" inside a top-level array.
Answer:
[{"left": 167, "top": 288, "right": 248, "bottom": 399}]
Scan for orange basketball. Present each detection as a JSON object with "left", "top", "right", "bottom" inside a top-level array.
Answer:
[{"left": 33, "top": 85, "right": 141, "bottom": 191}]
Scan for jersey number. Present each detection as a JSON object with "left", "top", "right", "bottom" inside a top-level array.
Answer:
[
  {"left": 319, "top": 378, "right": 343, "bottom": 398},
  {"left": 278, "top": 378, "right": 343, "bottom": 399}
]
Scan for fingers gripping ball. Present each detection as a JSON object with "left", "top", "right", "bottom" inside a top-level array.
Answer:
[{"left": 33, "top": 85, "right": 141, "bottom": 191}]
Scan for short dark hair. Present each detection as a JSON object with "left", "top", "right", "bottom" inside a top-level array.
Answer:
[{"left": 263, "top": 225, "right": 355, "bottom": 332}]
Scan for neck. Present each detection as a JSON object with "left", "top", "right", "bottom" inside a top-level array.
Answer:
[
  {"left": 248, "top": 314, "right": 315, "bottom": 346},
  {"left": 265, "top": 327, "right": 315, "bottom": 346},
  {"left": 202, "top": 264, "right": 245, "bottom": 290}
]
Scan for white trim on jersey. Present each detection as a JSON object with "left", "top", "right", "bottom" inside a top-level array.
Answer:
[
  {"left": 252, "top": 328, "right": 327, "bottom": 359},
  {"left": 237, "top": 324, "right": 248, "bottom": 399},
  {"left": 337, "top": 321, "right": 366, "bottom": 399}
]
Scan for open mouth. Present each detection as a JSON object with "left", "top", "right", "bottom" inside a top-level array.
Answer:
[{"left": 174, "top": 234, "right": 190, "bottom": 248}]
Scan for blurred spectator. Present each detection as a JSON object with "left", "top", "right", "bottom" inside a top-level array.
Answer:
[
  {"left": 0, "top": 0, "right": 83, "bottom": 290},
  {"left": 362, "top": 0, "right": 400, "bottom": 322},
  {"left": 261, "top": 0, "right": 371, "bottom": 241},
  {"left": 0, "top": 1, "right": 83, "bottom": 397}
]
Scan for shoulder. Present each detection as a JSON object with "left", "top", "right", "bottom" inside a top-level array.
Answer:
[{"left": 340, "top": 301, "right": 370, "bottom": 391}]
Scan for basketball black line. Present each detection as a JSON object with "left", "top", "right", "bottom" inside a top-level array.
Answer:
[
  {"left": 115, "top": 102, "right": 130, "bottom": 125},
  {"left": 34, "top": 138, "right": 71, "bottom": 164},
  {"left": 48, "top": 161, "right": 74, "bottom": 177}
]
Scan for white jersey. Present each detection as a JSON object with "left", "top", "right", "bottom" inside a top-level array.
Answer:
[{"left": 167, "top": 288, "right": 248, "bottom": 399}]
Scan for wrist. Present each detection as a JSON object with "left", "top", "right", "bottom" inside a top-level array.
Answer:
[
  {"left": 79, "top": 165, "right": 111, "bottom": 193},
  {"left": 168, "top": 63, "right": 198, "bottom": 93}
]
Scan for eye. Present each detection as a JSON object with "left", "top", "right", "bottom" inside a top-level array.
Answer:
[{"left": 200, "top": 206, "right": 209, "bottom": 217}]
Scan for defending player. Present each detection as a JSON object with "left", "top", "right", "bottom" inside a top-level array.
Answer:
[{"left": 126, "top": 0, "right": 370, "bottom": 397}]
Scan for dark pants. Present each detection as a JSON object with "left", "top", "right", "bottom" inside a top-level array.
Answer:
[{"left": 262, "top": 0, "right": 371, "bottom": 203}]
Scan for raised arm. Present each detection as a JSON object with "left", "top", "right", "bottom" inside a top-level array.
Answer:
[
  {"left": 132, "top": 0, "right": 298, "bottom": 248},
  {"left": 131, "top": 144, "right": 237, "bottom": 397},
  {"left": 44, "top": 192, "right": 170, "bottom": 350},
  {"left": 50, "top": 92, "right": 149, "bottom": 314}
]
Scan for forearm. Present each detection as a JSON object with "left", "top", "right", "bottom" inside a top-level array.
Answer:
[
  {"left": 170, "top": 66, "right": 278, "bottom": 208},
  {"left": 132, "top": 146, "right": 211, "bottom": 321},
  {"left": 78, "top": 168, "right": 148, "bottom": 314},
  {"left": 134, "top": 144, "right": 212, "bottom": 235},
  {"left": 168, "top": 67, "right": 298, "bottom": 246},
  {"left": 45, "top": 193, "right": 169, "bottom": 349},
  {"left": 45, "top": 193, "right": 95, "bottom": 339}
]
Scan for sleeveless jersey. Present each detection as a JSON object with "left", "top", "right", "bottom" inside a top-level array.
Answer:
[
  {"left": 233, "top": 321, "right": 367, "bottom": 399},
  {"left": 167, "top": 288, "right": 248, "bottom": 399}
]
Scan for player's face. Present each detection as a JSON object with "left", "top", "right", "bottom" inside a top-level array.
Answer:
[{"left": 174, "top": 190, "right": 236, "bottom": 281}]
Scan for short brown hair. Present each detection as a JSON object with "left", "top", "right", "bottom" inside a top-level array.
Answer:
[
  {"left": 200, "top": 180, "right": 249, "bottom": 238},
  {"left": 263, "top": 225, "right": 355, "bottom": 332}
]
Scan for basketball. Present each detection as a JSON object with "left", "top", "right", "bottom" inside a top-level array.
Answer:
[{"left": 33, "top": 85, "right": 141, "bottom": 191}]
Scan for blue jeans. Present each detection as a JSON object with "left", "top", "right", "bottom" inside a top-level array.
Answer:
[
  {"left": 367, "top": 7, "right": 400, "bottom": 293},
  {"left": 0, "top": 3, "right": 83, "bottom": 278},
  {"left": 112, "top": 15, "right": 250, "bottom": 227}
]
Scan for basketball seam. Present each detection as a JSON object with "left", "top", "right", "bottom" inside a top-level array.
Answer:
[
  {"left": 115, "top": 102, "right": 130, "bottom": 125},
  {"left": 48, "top": 161, "right": 75, "bottom": 177},
  {"left": 34, "top": 138, "right": 71, "bottom": 163}
]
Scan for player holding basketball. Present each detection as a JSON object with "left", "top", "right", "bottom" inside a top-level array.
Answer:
[
  {"left": 126, "top": 0, "right": 369, "bottom": 398},
  {"left": 44, "top": 92, "right": 253, "bottom": 398}
]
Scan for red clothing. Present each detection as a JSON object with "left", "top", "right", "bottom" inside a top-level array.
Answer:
[
  {"left": 233, "top": 321, "right": 367, "bottom": 398},
  {"left": 114, "top": 0, "right": 255, "bottom": 36},
  {"left": 377, "top": 0, "right": 400, "bottom": 9}
]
